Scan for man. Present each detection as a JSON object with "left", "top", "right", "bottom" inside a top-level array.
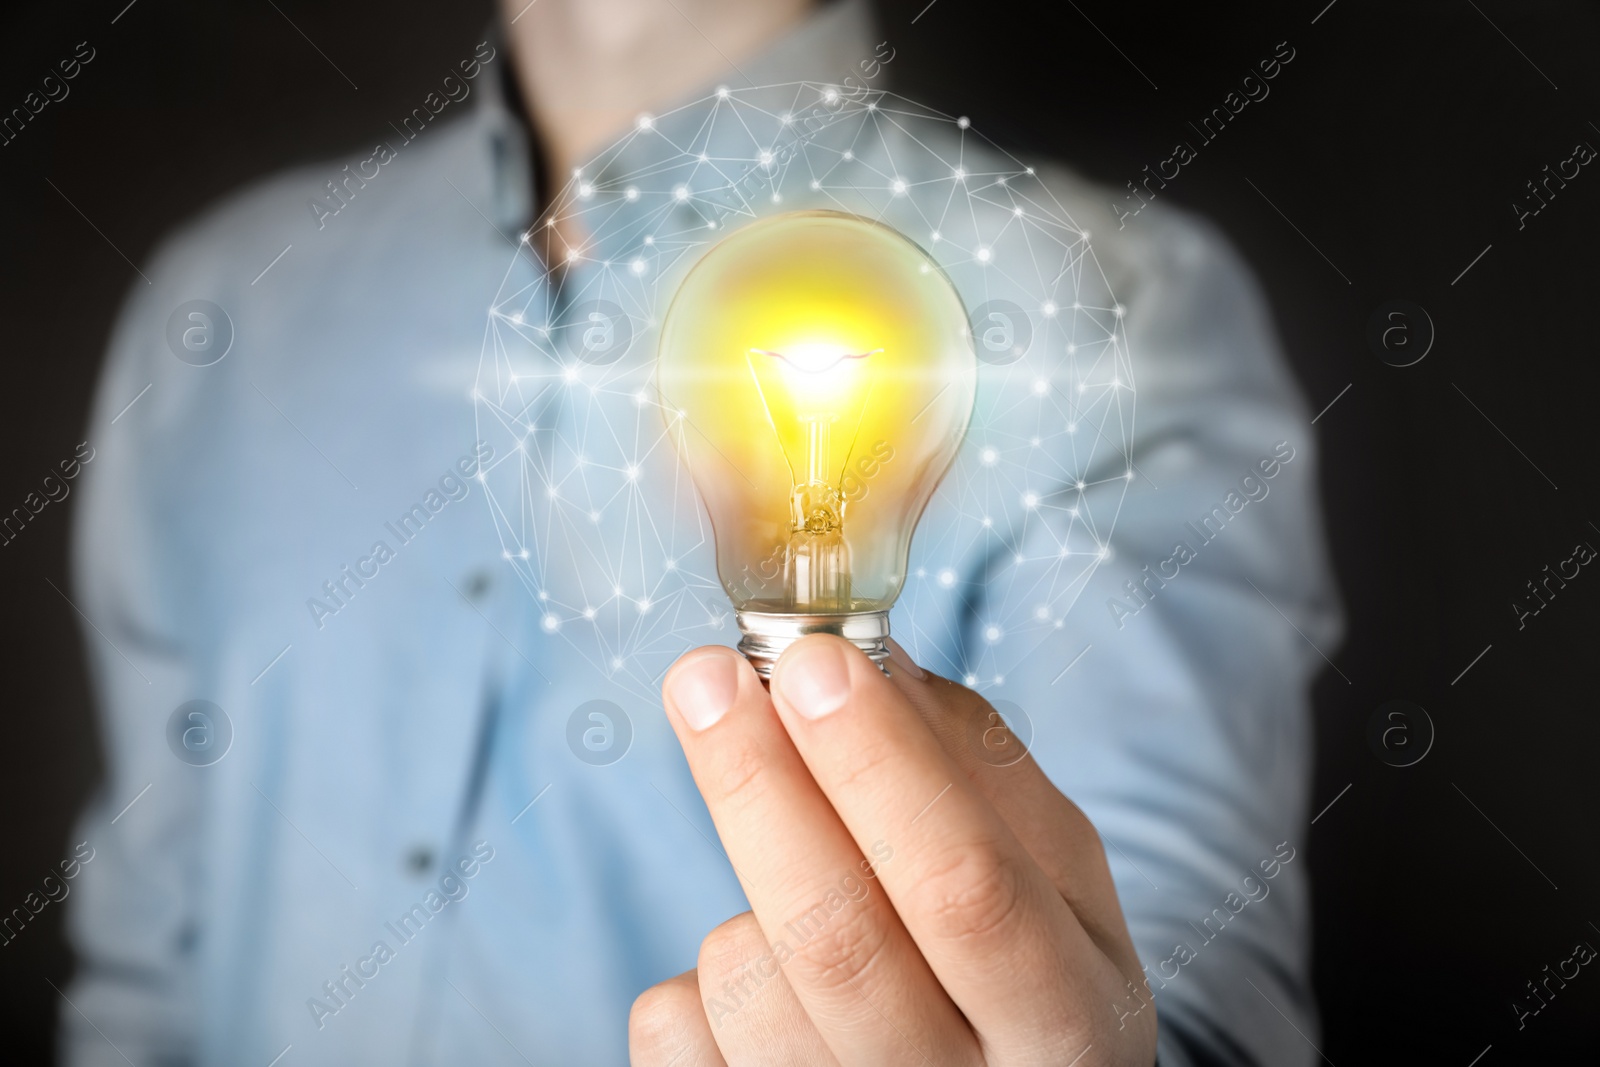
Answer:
[{"left": 63, "top": 0, "right": 1339, "bottom": 1063}]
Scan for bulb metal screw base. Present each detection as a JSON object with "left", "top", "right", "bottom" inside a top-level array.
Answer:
[{"left": 735, "top": 609, "right": 890, "bottom": 678}]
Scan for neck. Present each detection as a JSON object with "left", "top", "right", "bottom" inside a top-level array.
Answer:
[{"left": 504, "top": 0, "right": 814, "bottom": 193}]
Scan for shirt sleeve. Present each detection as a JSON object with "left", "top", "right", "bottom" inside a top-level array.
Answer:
[
  {"left": 901, "top": 191, "right": 1341, "bottom": 1067},
  {"left": 59, "top": 248, "right": 212, "bottom": 1066}
]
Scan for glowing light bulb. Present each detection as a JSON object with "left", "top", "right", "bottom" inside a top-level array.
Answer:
[{"left": 657, "top": 210, "right": 976, "bottom": 674}]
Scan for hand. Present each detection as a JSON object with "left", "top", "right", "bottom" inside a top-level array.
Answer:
[{"left": 630, "top": 635, "right": 1157, "bottom": 1066}]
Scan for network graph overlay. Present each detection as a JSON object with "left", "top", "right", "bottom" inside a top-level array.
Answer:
[{"left": 474, "top": 84, "right": 1135, "bottom": 698}]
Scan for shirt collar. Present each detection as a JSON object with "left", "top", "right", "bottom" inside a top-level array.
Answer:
[{"left": 477, "top": 0, "right": 879, "bottom": 237}]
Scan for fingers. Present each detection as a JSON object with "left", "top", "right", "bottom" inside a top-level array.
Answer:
[
  {"left": 769, "top": 635, "right": 1125, "bottom": 1057},
  {"left": 661, "top": 646, "right": 979, "bottom": 1067},
  {"left": 882, "top": 639, "right": 1141, "bottom": 974},
  {"left": 629, "top": 969, "right": 726, "bottom": 1067},
  {"left": 695, "top": 912, "right": 836, "bottom": 1065}
]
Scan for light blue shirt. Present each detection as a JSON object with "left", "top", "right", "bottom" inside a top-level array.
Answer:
[{"left": 63, "top": 3, "right": 1340, "bottom": 1064}]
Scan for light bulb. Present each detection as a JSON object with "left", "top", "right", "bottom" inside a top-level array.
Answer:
[{"left": 657, "top": 210, "right": 976, "bottom": 674}]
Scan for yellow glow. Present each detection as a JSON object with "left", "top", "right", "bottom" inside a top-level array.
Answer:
[{"left": 658, "top": 210, "right": 976, "bottom": 614}]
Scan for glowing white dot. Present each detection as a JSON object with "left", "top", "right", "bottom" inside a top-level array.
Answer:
[
  {"left": 698, "top": 152, "right": 708, "bottom": 162},
  {"left": 1099, "top": 547, "right": 1111, "bottom": 560},
  {"left": 588, "top": 510, "right": 600, "bottom": 522},
  {"left": 938, "top": 569, "right": 956, "bottom": 588},
  {"left": 953, "top": 168, "right": 965, "bottom": 180},
  {"left": 980, "top": 447, "right": 997, "bottom": 465},
  {"left": 1014, "top": 206, "right": 1024, "bottom": 216},
  {"left": 1066, "top": 343, "right": 1077, "bottom": 354},
  {"left": 997, "top": 177, "right": 1007, "bottom": 186},
  {"left": 716, "top": 85, "right": 730, "bottom": 98},
  {"left": 964, "top": 673, "right": 978, "bottom": 685},
  {"left": 578, "top": 183, "right": 594, "bottom": 198},
  {"left": 810, "top": 180, "right": 821, "bottom": 190},
  {"left": 644, "top": 236, "right": 655, "bottom": 246},
  {"left": 1014, "top": 553, "right": 1025, "bottom": 565},
  {"left": 931, "top": 230, "right": 941, "bottom": 242},
  {"left": 1035, "top": 605, "right": 1051, "bottom": 620},
  {"left": 1043, "top": 302, "right": 1057, "bottom": 316},
  {"left": 583, "top": 606, "right": 596, "bottom": 619},
  {"left": 1076, "top": 479, "right": 1086, "bottom": 490},
  {"left": 1023, "top": 492, "right": 1039, "bottom": 508},
  {"left": 546, "top": 486, "right": 557, "bottom": 498},
  {"left": 1030, "top": 436, "right": 1041, "bottom": 447},
  {"left": 674, "top": 185, "right": 688, "bottom": 201},
  {"left": 542, "top": 615, "right": 559, "bottom": 632},
  {"left": 626, "top": 465, "right": 639, "bottom": 480},
  {"left": 781, "top": 112, "right": 792, "bottom": 125},
  {"left": 638, "top": 598, "right": 651, "bottom": 614},
  {"left": 1032, "top": 378, "right": 1048, "bottom": 395},
  {"left": 982, "top": 516, "right": 993, "bottom": 527},
  {"left": 665, "top": 558, "right": 676, "bottom": 570},
  {"left": 637, "top": 114, "right": 653, "bottom": 130},
  {"left": 915, "top": 568, "right": 927, "bottom": 578},
  {"left": 842, "top": 150, "right": 853, "bottom": 161},
  {"left": 977, "top": 247, "right": 991, "bottom": 262},
  {"left": 501, "top": 550, "right": 512, "bottom": 560},
  {"left": 891, "top": 178, "right": 907, "bottom": 194},
  {"left": 611, "top": 657, "right": 624, "bottom": 670},
  {"left": 824, "top": 89, "right": 839, "bottom": 103},
  {"left": 771, "top": 193, "right": 782, "bottom": 203},
  {"left": 1125, "top": 470, "right": 1134, "bottom": 480},
  {"left": 625, "top": 187, "right": 639, "bottom": 201},
  {"left": 957, "top": 116, "right": 970, "bottom": 128},
  {"left": 519, "top": 548, "right": 529, "bottom": 559},
  {"left": 759, "top": 150, "right": 773, "bottom": 166},
  {"left": 631, "top": 259, "right": 646, "bottom": 274},
  {"left": 984, "top": 626, "right": 1001, "bottom": 643},
  {"left": 867, "top": 101, "right": 877, "bottom": 111},
  {"left": 1069, "top": 507, "right": 1080, "bottom": 518},
  {"left": 566, "top": 248, "right": 579, "bottom": 262},
  {"left": 510, "top": 312, "right": 523, "bottom": 325},
  {"left": 1114, "top": 305, "right": 1126, "bottom": 318},
  {"left": 1026, "top": 166, "right": 1035, "bottom": 174}
]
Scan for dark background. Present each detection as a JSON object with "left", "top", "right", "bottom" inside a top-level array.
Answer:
[{"left": 3, "top": 0, "right": 1597, "bottom": 1062}]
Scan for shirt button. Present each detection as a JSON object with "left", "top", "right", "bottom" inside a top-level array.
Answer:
[
  {"left": 462, "top": 571, "right": 492, "bottom": 600},
  {"left": 405, "top": 845, "right": 434, "bottom": 875}
]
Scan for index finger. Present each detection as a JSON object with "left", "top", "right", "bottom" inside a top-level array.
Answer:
[{"left": 768, "top": 635, "right": 1127, "bottom": 1056}]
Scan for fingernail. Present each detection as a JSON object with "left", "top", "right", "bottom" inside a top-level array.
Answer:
[
  {"left": 885, "top": 637, "right": 925, "bottom": 681},
  {"left": 665, "top": 651, "right": 741, "bottom": 731},
  {"left": 776, "top": 640, "right": 852, "bottom": 719}
]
